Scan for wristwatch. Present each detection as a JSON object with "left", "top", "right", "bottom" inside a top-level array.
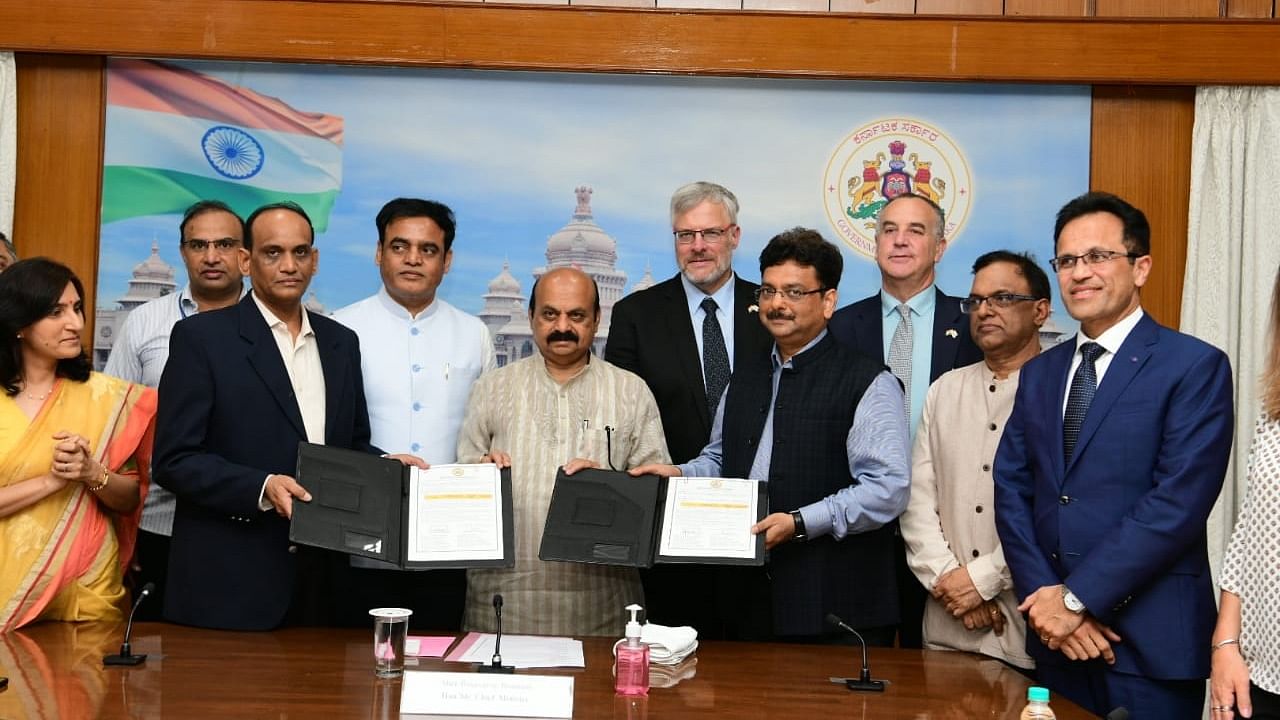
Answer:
[
  {"left": 790, "top": 510, "right": 807, "bottom": 542},
  {"left": 1062, "top": 586, "right": 1086, "bottom": 614}
]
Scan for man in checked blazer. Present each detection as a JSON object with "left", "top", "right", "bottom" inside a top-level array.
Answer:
[
  {"left": 828, "top": 192, "right": 982, "bottom": 649},
  {"left": 605, "top": 181, "right": 773, "bottom": 639}
]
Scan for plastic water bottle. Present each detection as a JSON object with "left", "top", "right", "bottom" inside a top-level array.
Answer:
[{"left": 1020, "top": 686, "right": 1056, "bottom": 719}]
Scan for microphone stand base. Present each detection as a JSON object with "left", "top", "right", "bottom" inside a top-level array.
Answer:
[
  {"left": 829, "top": 676, "right": 885, "bottom": 692},
  {"left": 104, "top": 653, "right": 148, "bottom": 667},
  {"left": 475, "top": 663, "right": 515, "bottom": 674}
]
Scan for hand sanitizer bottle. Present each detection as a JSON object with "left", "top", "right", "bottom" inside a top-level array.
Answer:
[{"left": 615, "top": 603, "right": 649, "bottom": 696}]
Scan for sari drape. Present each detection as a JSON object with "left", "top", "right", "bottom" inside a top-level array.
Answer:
[{"left": 0, "top": 372, "right": 156, "bottom": 631}]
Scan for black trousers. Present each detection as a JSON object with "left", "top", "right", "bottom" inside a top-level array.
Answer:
[
  {"left": 129, "top": 529, "right": 170, "bottom": 621},
  {"left": 1250, "top": 682, "right": 1280, "bottom": 720}
]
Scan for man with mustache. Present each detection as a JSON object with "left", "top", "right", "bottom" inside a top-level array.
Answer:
[
  {"left": 901, "top": 250, "right": 1051, "bottom": 671},
  {"left": 333, "top": 197, "right": 495, "bottom": 628},
  {"left": 104, "top": 199, "right": 245, "bottom": 619},
  {"left": 605, "top": 181, "right": 772, "bottom": 637},
  {"left": 829, "top": 192, "right": 982, "bottom": 649},
  {"left": 995, "top": 192, "right": 1233, "bottom": 716},
  {"left": 456, "top": 267, "right": 669, "bottom": 636},
  {"left": 633, "top": 228, "right": 909, "bottom": 644}
]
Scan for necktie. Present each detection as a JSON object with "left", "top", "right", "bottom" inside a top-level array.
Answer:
[
  {"left": 701, "top": 297, "right": 731, "bottom": 417},
  {"left": 887, "top": 304, "right": 913, "bottom": 415},
  {"left": 1063, "top": 342, "right": 1105, "bottom": 464}
]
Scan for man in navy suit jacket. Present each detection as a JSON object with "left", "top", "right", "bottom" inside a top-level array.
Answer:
[
  {"left": 155, "top": 202, "right": 408, "bottom": 631},
  {"left": 995, "top": 192, "right": 1233, "bottom": 717},
  {"left": 828, "top": 193, "right": 982, "bottom": 649}
]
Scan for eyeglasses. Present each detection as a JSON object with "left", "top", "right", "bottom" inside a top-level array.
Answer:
[
  {"left": 959, "top": 293, "right": 1041, "bottom": 314},
  {"left": 1049, "top": 249, "right": 1141, "bottom": 272},
  {"left": 181, "top": 238, "right": 240, "bottom": 253},
  {"left": 754, "top": 286, "right": 828, "bottom": 303},
  {"left": 673, "top": 225, "right": 735, "bottom": 245}
]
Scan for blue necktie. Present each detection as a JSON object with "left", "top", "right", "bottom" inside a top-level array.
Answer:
[
  {"left": 1063, "top": 342, "right": 1105, "bottom": 464},
  {"left": 701, "top": 297, "right": 730, "bottom": 417}
]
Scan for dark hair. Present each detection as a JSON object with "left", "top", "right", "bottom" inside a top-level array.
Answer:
[
  {"left": 376, "top": 198, "right": 457, "bottom": 253},
  {"left": 972, "top": 250, "right": 1052, "bottom": 301},
  {"left": 0, "top": 258, "right": 92, "bottom": 395},
  {"left": 0, "top": 231, "right": 16, "bottom": 261},
  {"left": 758, "top": 227, "right": 843, "bottom": 291},
  {"left": 878, "top": 193, "right": 946, "bottom": 241},
  {"left": 1053, "top": 191, "right": 1150, "bottom": 257},
  {"left": 244, "top": 201, "right": 314, "bottom": 251},
  {"left": 527, "top": 271, "right": 601, "bottom": 318},
  {"left": 179, "top": 200, "right": 244, "bottom": 244}
]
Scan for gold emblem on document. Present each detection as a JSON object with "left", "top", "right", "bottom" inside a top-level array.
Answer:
[
  {"left": 452, "top": 468, "right": 465, "bottom": 477},
  {"left": 710, "top": 479, "right": 723, "bottom": 489}
]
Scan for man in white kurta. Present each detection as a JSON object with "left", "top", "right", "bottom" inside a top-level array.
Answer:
[
  {"left": 457, "top": 268, "right": 669, "bottom": 637},
  {"left": 901, "top": 251, "right": 1052, "bottom": 670}
]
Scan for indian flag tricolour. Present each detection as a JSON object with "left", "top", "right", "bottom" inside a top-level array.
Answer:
[{"left": 102, "top": 59, "right": 343, "bottom": 231}]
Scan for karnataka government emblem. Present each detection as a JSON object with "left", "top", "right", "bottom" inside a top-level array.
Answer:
[{"left": 822, "top": 119, "right": 973, "bottom": 259}]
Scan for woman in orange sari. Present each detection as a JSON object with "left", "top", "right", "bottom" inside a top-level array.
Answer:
[{"left": 0, "top": 258, "right": 157, "bottom": 631}]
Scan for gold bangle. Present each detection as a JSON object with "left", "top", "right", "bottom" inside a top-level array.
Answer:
[{"left": 88, "top": 466, "right": 109, "bottom": 492}]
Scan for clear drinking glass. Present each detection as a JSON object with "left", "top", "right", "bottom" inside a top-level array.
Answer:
[{"left": 369, "top": 607, "right": 413, "bottom": 678}]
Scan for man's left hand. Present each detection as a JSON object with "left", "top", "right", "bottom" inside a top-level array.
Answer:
[
  {"left": 1019, "top": 584, "right": 1085, "bottom": 649},
  {"left": 751, "top": 512, "right": 795, "bottom": 549},
  {"left": 934, "top": 566, "right": 984, "bottom": 616},
  {"left": 386, "top": 453, "right": 428, "bottom": 469}
]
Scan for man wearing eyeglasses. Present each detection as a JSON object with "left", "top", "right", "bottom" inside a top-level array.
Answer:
[
  {"left": 901, "top": 250, "right": 1051, "bottom": 671},
  {"left": 633, "top": 228, "right": 909, "bottom": 644},
  {"left": 104, "top": 199, "right": 246, "bottom": 619},
  {"left": 995, "top": 192, "right": 1233, "bottom": 717},
  {"left": 828, "top": 192, "right": 982, "bottom": 649},
  {"left": 605, "top": 182, "right": 772, "bottom": 638}
]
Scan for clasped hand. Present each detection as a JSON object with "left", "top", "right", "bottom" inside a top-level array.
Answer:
[{"left": 49, "top": 431, "right": 101, "bottom": 487}]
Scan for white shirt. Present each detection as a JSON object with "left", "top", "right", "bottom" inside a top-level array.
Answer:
[
  {"left": 251, "top": 292, "right": 325, "bottom": 511},
  {"left": 680, "top": 273, "right": 738, "bottom": 374},
  {"left": 103, "top": 284, "right": 242, "bottom": 536},
  {"left": 1062, "top": 306, "right": 1144, "bottom": 416},
  {"left": 332, "top": 288, "right": 495, "bottom": 461}
]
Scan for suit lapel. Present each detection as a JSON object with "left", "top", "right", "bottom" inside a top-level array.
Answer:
[
  {"left": 239, "top": 296, "right": 307, "bottom": 439},
  {"left": 1065, "top": 314, "right": 1158, "bottom": 476},
  {"left": 661, "top": 278, "right": 711, "bottom": 430},
  {"left": 854, "top": 296, "right": 884, "bottom": 363},
  {"left": 315, "top": 317, "right": 344, "bottom": 444},
  {"left": 1043, "top": 341, "right": 1074, "bottom": 486},
  {"left": 931, "top": 289, "right": 967, "bottom": 381}
]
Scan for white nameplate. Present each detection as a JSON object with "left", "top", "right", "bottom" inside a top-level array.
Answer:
[{"left": 400, "top": 671, "right": 574, "bottom": 718}]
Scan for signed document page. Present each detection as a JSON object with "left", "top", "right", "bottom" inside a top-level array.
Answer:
[
  {"left": 657, "top": 477, "right": 759, "bottom": 560},
  {"left": 406, "top": 463, "right": 505, "bottom": 563}
]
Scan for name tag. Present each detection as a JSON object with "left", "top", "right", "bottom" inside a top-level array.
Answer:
[{"left": 400, "top": 671, "right": 574, "bottom": 718}]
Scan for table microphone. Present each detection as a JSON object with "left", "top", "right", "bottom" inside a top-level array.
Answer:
[
  {"left": 825, "top": 613, "right": 886, "bottom": 692},
  {"left": 105, "top": 582, "right": 155, "bottom": 667},
  {"left": 476, "top": 594, "right": 514, "bottom": 674}
]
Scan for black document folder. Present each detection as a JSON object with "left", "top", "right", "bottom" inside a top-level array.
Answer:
[
  {"left": 538, "top": 468, "right": 767, "bottom": 568},
  {"left": 290, "top": 443, "right": 515, "bottom": 569}
]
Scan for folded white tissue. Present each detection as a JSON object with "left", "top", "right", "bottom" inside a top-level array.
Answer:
[{"left": 611, "top": 622, "right": 699, "bottom": 665}]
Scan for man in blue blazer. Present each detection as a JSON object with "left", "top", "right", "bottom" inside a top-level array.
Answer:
[
  {"left": 828, "top": 192, "right": 982, "bottom": 648},
  {"left": 155, "top": 202, "right": 404, "bottom": 631},
  {"left": 995, "top": 192, "right": 1233, "bottom": 716}
]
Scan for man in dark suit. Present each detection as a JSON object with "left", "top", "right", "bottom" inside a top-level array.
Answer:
[
  {"left": 154, "top": 202, "right": 419, "bottom": 631},
  {"left": 828, "top": 192, "right": 982, "bottom": 648},
  {"left": 995, "top": 192, "right": 1233, "bottom": 717},
  {"left": 605, "top": 181, "right": 772, "bottom": 637}
]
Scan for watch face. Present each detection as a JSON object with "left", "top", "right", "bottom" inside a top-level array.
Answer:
[{"left": 1064, "top": 592, "right": 1084, "bottom": 613}]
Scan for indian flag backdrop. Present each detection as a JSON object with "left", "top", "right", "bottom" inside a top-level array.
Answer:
[{"left": 102, "top": 59, "right": 343, "bottom": 231}]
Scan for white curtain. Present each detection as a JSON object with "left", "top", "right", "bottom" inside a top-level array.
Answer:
[
  {"left": 0, "top": 52, "right": 16, "bottom": 240},
  {"left": 1182, "top": 86, "right": 1280, "bottom": 583}
]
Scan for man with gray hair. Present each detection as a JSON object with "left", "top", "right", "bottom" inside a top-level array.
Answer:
[{"left": 606, "top": 181, "right": 772, "bottom": 638}]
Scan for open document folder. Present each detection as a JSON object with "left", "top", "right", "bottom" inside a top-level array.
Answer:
[
  {"left": 539, "top": 468, "right": 767, "bottom": 568},
  {"left": 291, "top": 443, "right": 515, "bottom": 569}
]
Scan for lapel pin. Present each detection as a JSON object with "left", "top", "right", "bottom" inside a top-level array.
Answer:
[
  {"left": 748, "top": 304, "right": 759, "bottom": 314},
  {"left": 945, "top": 328, "right": 958, "bottom": 339}
]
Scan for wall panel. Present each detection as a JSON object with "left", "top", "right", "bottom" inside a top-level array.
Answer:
[
  {"left": 1004, "top": 0, "right": 1090, "bottom": 15},
  {"left": 1095, "top": 0, "right": 1220, "bottom": 15}
]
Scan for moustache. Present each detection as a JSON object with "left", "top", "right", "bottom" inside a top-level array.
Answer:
[
  {"left": 765, "top": 309, "right": 794, "bottom": 321},
  {"left": 546, "top": 330, "right": 580, "bottom": 343}
]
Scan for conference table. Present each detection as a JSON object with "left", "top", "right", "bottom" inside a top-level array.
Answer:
[{"left": 0, "top": 621, "right": 1095, "bottom": 718}]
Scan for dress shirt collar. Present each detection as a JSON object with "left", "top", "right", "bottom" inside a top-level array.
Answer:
[
  {"left": 250, "top": 290, "right": 315, "bottom": 340},
  {"left": 880, "top": 284, "right": 936, "bottom": 319},
  {"left": 179, "top": 283, "right": 246, "bottom": 318},
  {"left": 537, "top": 353, "right": 595, "bottom": 387},
  {"left": 1075, "top": 305, "right": 1144, "bottom": 357},
  {"left": 680, "top": 272, "right": 737, "bottom": 318},
  {"left": 771, "top": 328, "right": 829, "bottom": 370},
  {"left": 375, "top": 285, "right": 440, "bottom": 321}
]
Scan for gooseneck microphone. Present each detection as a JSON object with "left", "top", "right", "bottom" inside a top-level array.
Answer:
[
  {"left": 476, "top": 594, "right": 514, "bottom": 674},
  {"left": 825, "top": 613, "right": 886, "bottom": 692},
  {"left": 105, "top": 582, "right": 155, "bottom": 667}
]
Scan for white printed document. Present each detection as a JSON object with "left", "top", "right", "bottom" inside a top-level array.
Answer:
[
  {"left": 406, "top": 464, "right": 505, "bottom": 563},
  {"left": 658, "top": 476, "right": 760, "bottom": 560}
]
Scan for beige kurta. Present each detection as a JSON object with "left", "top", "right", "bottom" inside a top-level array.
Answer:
[
  {"left": 456, "top": 355, "right": 670, "bottom": 637},
  {"left": 901, "top": 361, "right": 1033, "bottom": 669}
]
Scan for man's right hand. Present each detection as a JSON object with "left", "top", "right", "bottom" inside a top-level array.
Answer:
[
  {"left": 481, "top": 450, "right": 512, "bottom": 468},
  {"left": 1059, "top": 616, "right": 1122, "bottom": 665},
  {"left": 264, "top": 474, "right": 311, "bottom": 519},
  {"left": 629, "top": 464, "right": 681, "bottom": 478}
]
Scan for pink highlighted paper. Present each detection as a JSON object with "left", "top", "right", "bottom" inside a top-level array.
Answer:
[{"left": 408, "top": 635, "right": 457, "bottom": 658}]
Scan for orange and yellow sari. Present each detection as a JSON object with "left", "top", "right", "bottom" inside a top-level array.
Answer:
[{"left": 0, "top": 372, "right": 156, "bottom": 631}]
